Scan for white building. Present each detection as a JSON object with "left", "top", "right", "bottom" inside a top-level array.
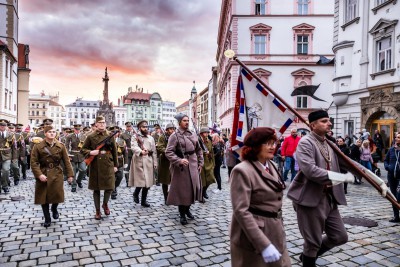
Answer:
[
  {"left": 114, "top": 105, "right": 127, "bottom": 127},
  {"left": 217, "top": 0, "right": 335, "bottom": 135},
  {"left": 162, "top": 101, "right": 176, "bottom": 129},
  {"left": 65, "top": 98, "right": 100, "bottom": 127},
  {"left": 331, "top": 0, "right": 399, "bottom": 146},
  {"left": 48, "top": 101, "right": 66, "bottom": 130},
  {"left": 0, "top": 0, "right": 19, "bottom": 122},
  {"left": 28, "top": 92, "right": 64, "bottom": 129}
]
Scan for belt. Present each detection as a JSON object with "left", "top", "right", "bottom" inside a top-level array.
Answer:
[
  {"left": 46, "top": 162, "right": 58, "bottom": 169},
  {"left": 71, "top": 150, "right": 80, "bottom": 153},
  {"left": 184, "top": 151, "right": 195, "bottom": 155},
  {"left": 100, "top": 150, "right": 111, "bottom": 154},
  {"left": 248, "top": 207, "right": 282, "bottom": 219}
]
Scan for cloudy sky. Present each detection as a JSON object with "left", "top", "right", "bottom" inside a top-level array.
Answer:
[{"left": 19, "top": 0, "right": 221, "bottom": 106}]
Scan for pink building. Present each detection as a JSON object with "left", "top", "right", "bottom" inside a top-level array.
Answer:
[{"left": 216, "top": 0, "right": 335, "bottom": 135}]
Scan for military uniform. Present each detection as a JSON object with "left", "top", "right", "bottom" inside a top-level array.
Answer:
[
  {"left": 200, "top": 130, "right": 216, "bottom": 200},
  {"left": 156, "top": 130, "right": 173, "bottom": 203},
  {"left": 120, "top": 124, "right": 134, "bottom": 186},
  {"left": 12, "top": 125, "right": 28, "bottom": 182},
  {"left": 112, "top": 130, "right": 128, "bottom": 199},
  {"left": 65, "top": 127, "right": 87, "bottom": 191},
  {"left": 0, "top": 120, "right": 17, "bottom": 193}
]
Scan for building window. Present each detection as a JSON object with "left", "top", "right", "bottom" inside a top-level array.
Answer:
[
  {"left": 297, "top": 0, "right": 309, "bottom": 15},
  {"left": 345, "top": 0, "right": 358, "bottom": 23},
  {"left": 297, "top": 35, "right": 309, "bottom": 54},
  {"left": 376, "top": 37, "right": 392, "bottom": 72},
  {"left": 345, "top": 120, "right": 354, "bottom": 139},
  {"left": 376, "top": 0, "right": 388, "bottom": 5},
  {"left": 5, "top": 60, "right": 9, "bottom": 78},
  {"left": 255, "top": 35, "right": 266, "bottom": 54},
  {"left": 296, "top": 96, "right": 308, "bottom": 108},
  {"left": 255, "top": 0, "right": 266, "bottom": 15},
  {"left": 4, "top": 91, "right": 8, "bottom": 109}
]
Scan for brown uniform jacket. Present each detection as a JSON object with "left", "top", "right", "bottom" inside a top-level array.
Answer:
[
  {"left": 120, "top": 130, "right": 134, "bottom": 158},
  {"left": 230, "top": 160, "right": 290, "bottom": 267},
  {"left": 287, "top": 132, "right": 347, "bottom": 207},
  {"left": 200, "top": 138, "right": 216, "bottom": 187},
  {"left": 81, "top": 130, "right": 118, "bottom": 190},
  {"left": 65, "top": 132, "right": 85, "bottom": 163},
  {"left": 31, "top": 139, "right": 74, "bottom": 204},
  {"left": 156, "top": 134, "right": 171, "bottom": 185},
  {"left": 0, "top": 131, "right": 17, "bottom": 161},
  {"left": 165, "top": 127, "right": 204, "bottom": 206},
  {"left": 13, "top": 132, "right": 27, "bottom": 159}
]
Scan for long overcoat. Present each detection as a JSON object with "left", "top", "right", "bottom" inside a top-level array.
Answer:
[
  {"left": 128, "top": 133, "right": 157, "bottom": 187},
  {"left": 165, "top": 127, "right": 204, "bottom": 206},
  {"left": 156, "top": 134, "right": 171, "bottom": 184},
  {"left": 31, "top": 139, "right": 74, "bottom": 204},
  {"left": 80, "top": 130, "right": 118, "bottom": 190},
  {"left": 200, "top": 138, "right": 216, "bottom": 187},
  {"left": 230, "top": 160, "right": 290, "bottom": 267}
]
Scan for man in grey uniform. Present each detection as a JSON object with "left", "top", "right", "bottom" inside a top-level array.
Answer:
[{"left": 288, "top": 110, "right": 355, "bottom": 266}]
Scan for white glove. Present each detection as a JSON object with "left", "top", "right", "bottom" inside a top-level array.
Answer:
[
  {"left": 123, "top": 164, "right": 128, "bottom": 169},
  {"left": 327, "top": 171, "right": 354, "bottom": 185},
  {"left": 262, "top": 244, "right": 281, "bottom": 263},
  {"left": 364, "top": 169, "right": 388, "bottom": 197}
]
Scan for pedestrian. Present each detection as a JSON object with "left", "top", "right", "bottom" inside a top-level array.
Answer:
[
  {"left": 156, "top": 123, "right": 176, "bottom": 204},
  {"left": 212, "top": 133, "right": 224, "bottom": 193},
  {"left": 337, "top": 137, "right": 351, "bottom": 194},
  {"left": 199, "top": 127, "right": 215, "bottom": 201},
  {"left": 349, "top": 139, "right": 362, "bottom": 184},
  {"left": 130, "top": 120, "right": 157, "bottom": 208},
  {"left": 384, "top": 133, "right": 400, "bottom": 223},
  {"left": 65, "top": 124, "right": 87, "bottom": 192},
  {"left": 165, "top": 113, "right": 203, "bottom": 225},
  {"left": 221, "top": 133, "right": 228, "bottom": 168},
  {"left": 225, "top": 134, "right": 239, "bottom": 179},
  {"left": 287, "top": 110, "right": 356, "bottom": 266},
  {"left": 281, "top": 128, "right": 300, "bottom": 181},
  {"left": 120, "top": 122, "right": 135, "bottom": 186},
  {"left": 111, "top": 126, "right": 128, "bottom": 200},
  {"left": 30, "top": 125, "right": 74, "bottom": 227},
  {"left": 81, "top": 116, "right": 118, "bottom": 220},
  {"left": 230, "top": 127, "right": 289, "bottom": 267},
  {"left": 360, "top": 140, "right": 373, "bottom": 171}
]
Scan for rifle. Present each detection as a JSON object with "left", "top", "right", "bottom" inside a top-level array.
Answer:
[
  {"left": 135, "top": 132, "right": 153, "bottom": 156},
  {"left": 191, "top": 118, "right": 209, "bottom": 153},
  {"left": 84, "top": 130, "right": 119, "bottom": 166}
]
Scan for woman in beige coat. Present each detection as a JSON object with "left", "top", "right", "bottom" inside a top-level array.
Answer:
[{"left": 230, "top": 127, "right": 290, "bottom": 267}]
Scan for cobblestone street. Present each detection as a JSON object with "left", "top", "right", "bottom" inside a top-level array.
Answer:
[{"left": 1, "top": 165, "right": 400, "bottom": 267}]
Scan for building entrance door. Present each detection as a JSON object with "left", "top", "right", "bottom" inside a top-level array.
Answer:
[{"left": 370, "top": 119, "right": 396, "bottom": 149}]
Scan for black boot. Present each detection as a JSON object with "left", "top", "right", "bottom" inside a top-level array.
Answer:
[
  {"left": 42, "top": 204, "right": 51, "bottom": 227},
  {"left": 317, "top": 244, "right": 331, "bottom": 257},
  {"left": 51, "top": 204, "right": 59, "bottom": 219},
  {"left": 179, "top": 206, "right": 188, "bottom": 225},
  {"left": 301, "top": 254, "right": 316, "bottom": 267},
  {"left": 111, "top": 190, "right": 117, "bottom": 200},
  {"left": 162, "top": 184, "right": 169, "bottom": 204},
  {"left": 203, "top": 187, "right": 209, "bottom": 199},
  {"left": 141, "top": 187, "right": 150, "bottom": 207},
  {"left": 133, "top": 187, "right": 141, "bottom": 204},
  {"left": 185, "top": 206, "right": 194, "bottom": 220}
]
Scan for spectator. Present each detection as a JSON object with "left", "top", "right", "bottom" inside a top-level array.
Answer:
[
  {"left": 349, "top": 139, "right": 362, "bottom": 184},
  {"left": 221, "top": 134, "right": 228, "bottom": 168},
  {"left": 225, "top": 134, "right": 239, "bottom": 179},
  {"left": 344, "top": 134, "right": 352, "bottom": 147},
  {"left": 360, "top": 140, "right": 373, "bottom": 171},
  {"left": 212, "top": 134, "right": 224, "bottom": 193},
  {"left": 281, "top": 128, "right": 300, "bottom": 181},
  {"left": 337, "top": 137, "right": 351, "bottom": 194}
]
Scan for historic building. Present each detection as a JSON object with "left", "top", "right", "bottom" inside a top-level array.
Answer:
[
  {"left": 331, "top": 0, "right": 399, "bottom": 145},
  {"left": 28, "top": 91, "right": 65, "bottom": 129},
  {"left": 97, "top": 68, "right": 115, "bottom": 125},
  {"left": 216, "top": 0, "right": 335, "bottom": 135},
  {"left": 176, "top": 99, "right": 190, "bottom": 116},
  {"left": 161, "top": 101, "right": 176, "bottom": 129},
  {"left": 65, "top": 98, "right": 100, "bottom": 127},
  {"left": 114, "top": 104, "right": 127, "bottom": 127},
  {"left": 17, "top": 44, "right": 31, "bottom": 126},
  {"left": 197, "top": 87, "right": 209, "bottom": 129}
]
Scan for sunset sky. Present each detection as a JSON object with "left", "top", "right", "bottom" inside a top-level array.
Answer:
[{"left": 19, "top": 0, "right": 221, "bottom": 106}]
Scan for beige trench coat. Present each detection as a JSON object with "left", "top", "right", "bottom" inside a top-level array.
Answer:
[
  {"left": 230, "top": 160, "right": 290, "bottom": 267},
  {"left": 128, "top": 133, "right": 157, "bottom": 187}
]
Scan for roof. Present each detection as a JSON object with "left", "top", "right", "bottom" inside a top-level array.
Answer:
[
  {"left": 125, "top": 92, "right": 151, "bottom": 101},
  {"left": 48, "top": 100, "right": 63, "bottom": 107},
  {"left": 176, "top": 100, "right": 190, "bottom": 109}
]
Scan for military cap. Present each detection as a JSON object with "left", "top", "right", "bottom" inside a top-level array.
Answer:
[
  {"left": 16, "top": 124, "right": 24, "bottom": 129},
  {"left": 243, "top": 127, "right": 276, "bottom": 147},
  {"left": 43, "top": 118, "right": 53, "bottom": 125},
  {"left": 39, "top": 123, "right": 44, "bottom": 128},
  {"left": 83, "top": 126, "right": 90, "bottom": 132},
  {"left": 109, "top": 126, "right": 120, "bottom": 131},
  {"left": 73, "top": 124, "right": 82, "bottom": 129},
  {"left": 7, "top": 123, "right": 16, "bottom": 128},
  {"left": 96, "top": 116, "right": 105, "bottom": 122},
  {"left": 125, "top": 122, "right": 133, "bottom": 127},
  {"left": 137, "top": 120, "right": 148, "bottom": 128},
  {"left": 200, "top": 127, "right": 210, "bottom": 134},
  {"left": 153, "top": 123, "right": 160, "bottom": 128},
  {"left": 44, "top": 125, "right": 55, "bottom": 133},
  {"left": 0, "top": 119, "right": 9, "bottom": 126},
  {"left": 90, "top": 123, "right": 96, "bottom": 127},
  {"left": 165, "top": 123, "right": 175, "bottom": 130},
  {"left": 66, "top": 129, "right": 73, "bottom": 134},
  {"left": 308, "top": 109, "right": 329, "bottom": 123},
  {"left": 174, "top": 113, "right": 188, "bottom": 123}
]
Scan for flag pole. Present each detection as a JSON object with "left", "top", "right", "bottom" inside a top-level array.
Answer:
[{"left": 229, "top": 53, "right": 399, "bottom": 210}]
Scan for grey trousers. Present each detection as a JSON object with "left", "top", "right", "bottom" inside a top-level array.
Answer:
[{"left": 293, "top": 195, "right": 348, "bottom": 257}]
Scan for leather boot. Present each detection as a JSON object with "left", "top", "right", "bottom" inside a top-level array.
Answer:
[
  {"left": 179, "top": 206, "right": 188, "bottom": 225},
  {"left": 111, "top": 190, "right": 117, "bottom": 200},
  {"left": 51, "top": 204, "right": 59, "bottom": 219},
  {"left": 185, "top": 206, "right": 194, "bottom": 220},
  {"left": 141, "top": 188, "right": 150, "bottom": 207},
  {"left": 317, "top": 244, "right": 331, "bottom": 257},
  {"left": 302, "top": 254, "right": 316, "bottom": 267},
  {"left": 42, "top": 204, "right": 51, "bottom": 227},
  {"left": 133, "top": 187, "right": 141, "bottom": 204},
  {"left": 95, "top": 209, "right": 102, "bottom": 220},
  {"left": 162, "top": 184, "right": 168, "bottom": 205},
  {"left": 102, "top": 203, "right": 110, "bottom": 215}
]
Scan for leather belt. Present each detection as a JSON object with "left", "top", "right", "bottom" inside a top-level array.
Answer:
[
  {"left": 184, "top": 151, "right": 195, "bottom": 155},
  {"left": 47, "top": 163, "right": 56, "bottom": 169},
  {"left": 248, "top": 207, "right": 282, "bottom": 219}
]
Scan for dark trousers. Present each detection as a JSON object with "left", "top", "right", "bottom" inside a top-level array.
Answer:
[
  {"left": 124, "top": 156, "right": 132, "bottom": 185},
  {"left": 214, "top": 162, "right": 222, "bottom": 190},
  {"left": 18, "top": 157, "right": 27, "bottom": 179},
  {"left": 388, "top": 172, "right": 400, "bottom": 219}
]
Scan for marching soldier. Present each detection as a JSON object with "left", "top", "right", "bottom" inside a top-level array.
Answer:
[
  {"left": 156, "top": 123, "right": 176, "bottom": 204},
  {"left": 111, "top": 126, "right": 128, "bottom": 199},
  {"left": 120, "top": 122, "right": 135, "bottom": 186},
  {"left": 36, "top": 119, "right": 53, "bottom": 138},
  {"left": 13, "top": 124, "right": 28, "bottom": 181},
  {"left": 81, "top": 116, "right": 118, "bottom": 220},
  {"left": 0, "top": 119, "right": 17, "bottom": 193},
  {"left": 65, "top": 124, "right": 87, "bottom": 192},
  {"left": 200, "top": 127, "right": 216, "bottom": 202},
  {"left": 152, "top": 123, "right": 162, "bottom": 185},
  {"left": 129, "top": 120, "right": 157, "bottom": 208},
  {"left": 8, "top": 123, "right": 17, "bottom": 180},
  {"left": 31, "top": 125, "right": 74, "bottom": 227}
]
